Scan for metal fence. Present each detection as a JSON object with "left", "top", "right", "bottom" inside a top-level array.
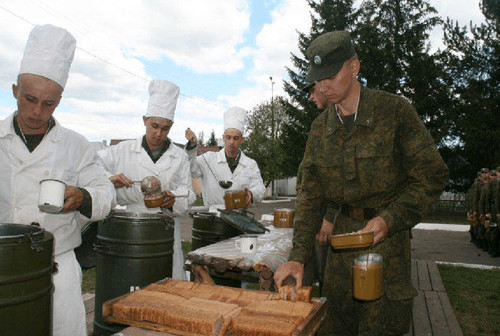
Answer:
[{"left": 431, "top": 199, "right": 466, "bottom": 214}]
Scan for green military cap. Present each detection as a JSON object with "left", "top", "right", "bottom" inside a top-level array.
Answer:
[
  {"left": 305, "top": 30, "right": 356, "bottom": 84},
  {"left": 302, "top": 81, "right": 315, "bottom": 92},
  {"left": 490, "top": 170, "right": 497, "bottom": 176},
  {"left": 480, "top": 167, "right": 489, "bottom": 173}
]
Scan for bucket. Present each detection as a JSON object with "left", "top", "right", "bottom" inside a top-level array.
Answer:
[
  {"left": 0, "top": 223, "right": 55, "bottom": 336},
  {"left": 190, "top": 212, "right": 241, "bottom": 287},
  {"left": 93, "top": 211, "right": 174, "bottom": 336},
  {"left": 74, "top": 221, "right": 99, "bottom": 269},
  {"left": 223, "top": 189, "right": 246, "bottom": 210},
  {"left": 273, "top": 208, "right": 295, "bottom": 228},
  {"left": 353, "top": 253, "right": 384, "bottom": 301},
  {"left": 190, "top": 212, "right": 241, "bottom": 251}
]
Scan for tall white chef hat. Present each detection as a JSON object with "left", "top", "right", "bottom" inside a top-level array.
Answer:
[
  {"left": 146, "top": 79, "right": 180, "bottom": 121},
  {"left": 223, "top": 107, "right": 247, "bottom": 135},
  {"left": 18, "top": 24, "right": 76, "bottom": 89}
]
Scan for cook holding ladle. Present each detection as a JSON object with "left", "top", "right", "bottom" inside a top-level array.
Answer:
[{"left": 185, "top": 107, "right": 265, "bottom": 210}]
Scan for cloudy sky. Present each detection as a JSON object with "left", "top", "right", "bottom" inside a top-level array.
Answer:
[{"left": 0, "top": 0, "right": 485, "bottom": 145}]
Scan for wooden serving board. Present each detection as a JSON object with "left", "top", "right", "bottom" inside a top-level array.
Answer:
[{"left": 102, "top": 280, "right": 327, "bottom": 336}]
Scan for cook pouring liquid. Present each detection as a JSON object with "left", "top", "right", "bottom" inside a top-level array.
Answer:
[{"left": 353, "top": 253, "right": 384, "bottom": 301}]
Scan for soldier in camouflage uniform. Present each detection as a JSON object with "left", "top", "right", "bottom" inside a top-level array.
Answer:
[
  {"left": 465, "top": 176, "right": 479, "bottom": 242},
  {"left": 486, "top": 169, "right": 498, "bottom": 256},
  {"left": 477, "top": 168, "right": 491, "bottom": 249},
  {"left": 274, "top": 31, "right": 449, "bottom": 336},
  {"left": 472, "top": 168, "right": 489, "bottom": 248}
]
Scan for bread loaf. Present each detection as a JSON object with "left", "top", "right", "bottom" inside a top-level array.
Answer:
[
  {"left": 229, "top": 310, "right": 301, "bottom": 336},
  {"left": 109, "top": 280, "right": 317, "bottom": 336}
]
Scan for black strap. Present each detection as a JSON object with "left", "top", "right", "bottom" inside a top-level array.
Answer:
[{"left": 340, "top": 204, "right": 377, "bottom": 220}]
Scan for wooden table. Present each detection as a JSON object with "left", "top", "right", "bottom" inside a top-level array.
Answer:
[{"left": 185, "top": 225, "right": 293, "bottom": 291}]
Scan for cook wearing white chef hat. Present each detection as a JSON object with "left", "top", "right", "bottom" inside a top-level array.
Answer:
[
  {"left": 222, "top": 106, "right": 247, "bottom": 159},
  {"left": 97, "top": 79, "right": 195, "bottom": 282},
  {"left": 4, "top": 24, "right": 117, "bottom": 336},
  {"left": 184, "top": 106, "right": 265, "bottom": 215},
  {"left": 13, "top": 24, "right": 76, "bottom": 145}
]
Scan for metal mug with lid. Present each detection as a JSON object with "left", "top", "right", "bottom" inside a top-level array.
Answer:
[{"left": 352, "top": 253, "right": 384, "bottom": 301}]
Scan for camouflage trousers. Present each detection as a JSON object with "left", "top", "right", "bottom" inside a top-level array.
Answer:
[
  {"left": 317, "top": 214, "right": 416, "bottom": 336},
  {"left": 317, "top": 246, "right": 413, "bottom": 335}
]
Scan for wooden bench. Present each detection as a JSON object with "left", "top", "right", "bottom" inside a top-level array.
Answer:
[{"left": 405, "top": 259, "right": 463, "bottom": 336}]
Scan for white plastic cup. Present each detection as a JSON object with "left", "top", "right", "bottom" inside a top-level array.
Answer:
[
  {"left": 235, "top": 234, "right": 258, "bottom": 253},
  {"left": 38, "top": 179, "right": 66, "bottom": 213}
]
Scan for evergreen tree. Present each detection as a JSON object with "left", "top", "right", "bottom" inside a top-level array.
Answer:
[
  {"left": 207, "top": 130, "right": 217, "bottom": 146},
  {"left": 355, "top": 0, "right": 447, "bottom": 144},
  {"left": 439, "top": 0, "right": 500, "bottom": 190}
]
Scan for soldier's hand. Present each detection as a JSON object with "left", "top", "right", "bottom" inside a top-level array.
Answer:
[
  {"left": 185, "top": 128, "right": 197, "bottom": 145},
  {"left": 359, "top": 216, "right": 389, "bottom": 246},
  {"left": 316, "top": 218, "right": 334, "bottom": 246},
  {"left": 274, "top": 261, "right": 304, "bottom": 290}
]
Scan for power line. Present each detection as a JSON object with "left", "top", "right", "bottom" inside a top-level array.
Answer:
[{"left": 0, "top": 2, "right": 225, "bottom": 107}]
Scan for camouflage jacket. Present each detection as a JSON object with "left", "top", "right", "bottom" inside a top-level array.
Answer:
[
  {"left": 472, "top": 181, "right": 485, "bottom": 213},
  {"left": 289, "top": 87, "right": 449, "bottom": 264}
]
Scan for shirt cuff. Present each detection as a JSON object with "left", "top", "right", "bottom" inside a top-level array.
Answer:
[{"left": 77, "top": 188, "right": 93, "bottom": 219}]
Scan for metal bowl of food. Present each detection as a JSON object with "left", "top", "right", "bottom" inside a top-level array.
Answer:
[
  {"left": 330, "top": 231, "right": 374, "bottom": 249},
  {"left": 144, "top": 194, "right": 165, "bottom": 208}
]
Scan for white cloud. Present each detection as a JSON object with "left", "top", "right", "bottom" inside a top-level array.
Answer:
[{"left": 0, "top": 0, "right": 486, "bottom": 145}]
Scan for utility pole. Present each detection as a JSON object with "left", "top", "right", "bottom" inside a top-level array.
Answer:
[{"left": 270, "top": 76, "right": 275, "bottom": 198}]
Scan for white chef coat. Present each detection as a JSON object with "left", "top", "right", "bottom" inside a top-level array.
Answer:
[
  {"left": 186, "top": 147, "right": 265, "bottom": 207},
  {"left": 0, "top": 112, "right": 116, "bottom": 336},
  {"left": 97, "top": 137, "right": 196, "bottom": 280}
]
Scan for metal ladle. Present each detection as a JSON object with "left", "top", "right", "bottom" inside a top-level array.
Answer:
[
  {"left": 202, "top": 155, "right": 233, "bottom": 189},
  {"left": 218, "top": 180, "right": 233, "bottom": 189}
]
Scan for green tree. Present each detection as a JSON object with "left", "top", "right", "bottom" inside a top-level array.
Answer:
[
  {"left": 439, "top": 0, "right": 500, "bottom": 190},
  {"left": 197, "top": 131, "right": 205, "bottom": 147},
  {"left": 207, "top": 130, "right": 217, "bottom": 146},
  {"left": 355, "top": 0, "right": 448, "bottom": 144},
  {"left": 242, "top": 97, "right": 289, "bottom": 187}
]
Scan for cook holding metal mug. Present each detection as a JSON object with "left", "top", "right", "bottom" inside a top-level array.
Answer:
[
  {"left": 184, "top": 107, "right": 265, "bottom": 211},
  {"left": 0, "top": 24, "right": 115, "bottom": 336}
]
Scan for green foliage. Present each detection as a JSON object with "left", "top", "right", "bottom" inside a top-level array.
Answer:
[
  {"left": 207, "top": 130, "right": 217, "bottom": 146},
  {"left": 437, "top": 0, "right": 500, "bottom": 191},
  {"left": 277, "top": 0, "right": 498, "bottom": 193},
  {"left": 242, "top": 97, "right": 289, "bottom": 185}
]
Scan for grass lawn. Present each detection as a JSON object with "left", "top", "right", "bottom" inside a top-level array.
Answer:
[{"left": 438, "top": 265, "right": 500, "bottom": 336}]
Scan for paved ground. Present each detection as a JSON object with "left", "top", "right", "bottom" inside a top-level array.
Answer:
[{"left": 179, "top": 198, "right": 500, "bottom": 268}]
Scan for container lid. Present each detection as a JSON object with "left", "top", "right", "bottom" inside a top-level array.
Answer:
[
  {"left": 110, "top": 211, "right": 170, "bottom": 220},
  {"left": 330, "top": 231, "right": 373, "bottom": 249},
  {"left": 218, "top": 208, "right": 269, "bottom": 234},
  {"left": 274, "top": 208, "right": 294, "bottom": 213},
  {"left": 0, "top": 223, "right": 44, "bottom": 241},
  {"left": 224, "top": 189, "right": 244, "bottom": 194},
  {"left": 354, "top": 253, "right": 383, "bottom": 265}
]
